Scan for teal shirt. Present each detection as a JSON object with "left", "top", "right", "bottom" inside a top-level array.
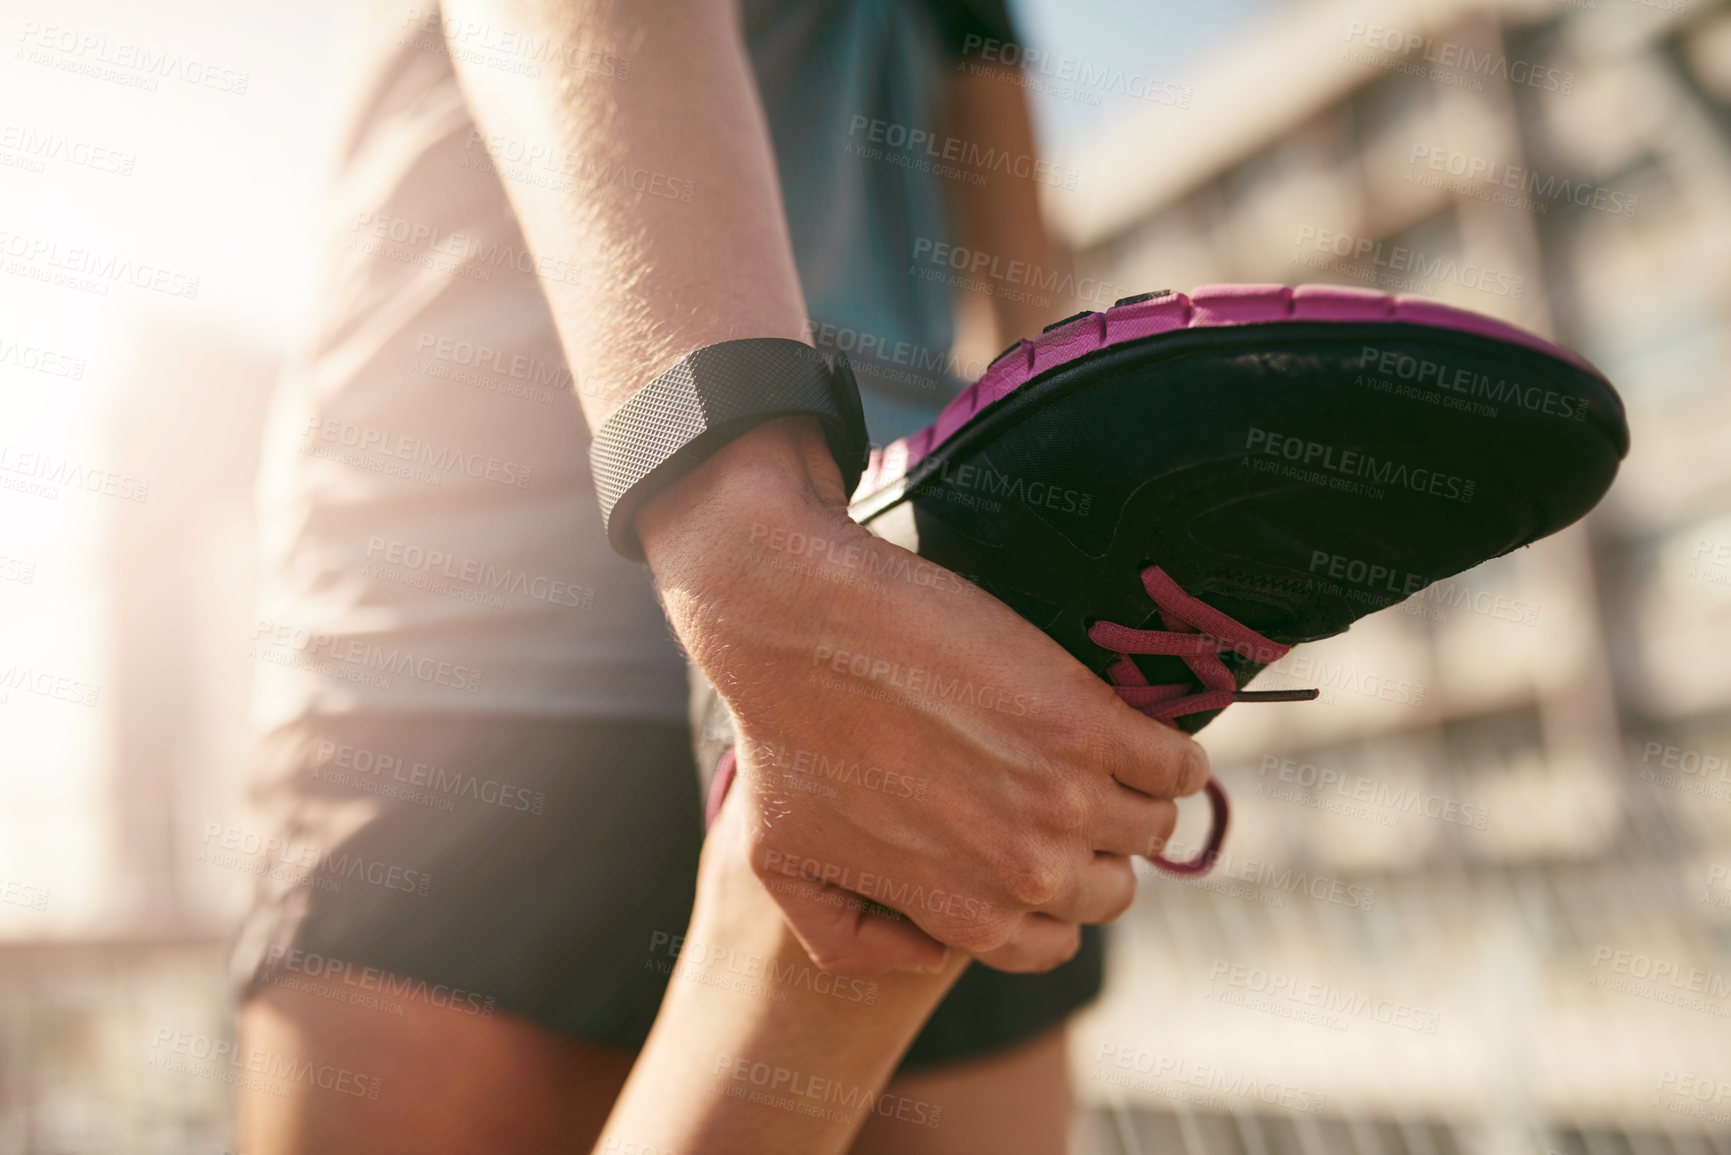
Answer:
[{"left": 745, "top": 0, "right": 989, "bottom": 442}]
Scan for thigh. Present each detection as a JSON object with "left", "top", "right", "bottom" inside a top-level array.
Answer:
[
  {"left": 850, "top": 1024, "right": 1073, "bottom": 1155},
  {"left": 231, "top": 711, "right": 706, "bottom": 1051},
  {"left": 230, "top": 712, "right": 703, "bottom": 1149},
  {"left": 236, "top": 981, "right": 633, "bottom": 1155}
]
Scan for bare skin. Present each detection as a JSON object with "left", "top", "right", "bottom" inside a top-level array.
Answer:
[
  {"left": 237, "top": 986, "right": 632, "bottom": 1153},
  {"left": 444, "top": 0, "right": 1207, "bottom": 980},
  {"left": 593, "top": 773, "right": 972, "bottom": 1153},
  {"left": 238, "top": 2, "right": 1198, "bottom": 1150},
  {"left": 235, "top": 986, "right": 1074, "bottom": 1154},
  {"left": 236, "top": 781, "right": 1084, "bottom": 1155}
]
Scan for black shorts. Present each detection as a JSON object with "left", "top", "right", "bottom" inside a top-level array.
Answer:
[{"left": 229, "top": 712, "right": 1103, "bottom": 1070}]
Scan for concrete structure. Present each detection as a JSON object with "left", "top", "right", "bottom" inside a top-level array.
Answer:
[{"left": 1054, "top": 1, "right": 1731, "bottom": 1151}]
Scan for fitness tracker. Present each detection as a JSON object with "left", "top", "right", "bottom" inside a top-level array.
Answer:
[{"left": 590, "top": 337, "right": 870, "bottom": 560}]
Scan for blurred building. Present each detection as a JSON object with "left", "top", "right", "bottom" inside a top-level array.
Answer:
[
  {"left": 0, "top": 319, "right": 276, "bottom": 1153},
  {"left": 1049, "top": 0, "right": 1731, "bottom": 1152}
]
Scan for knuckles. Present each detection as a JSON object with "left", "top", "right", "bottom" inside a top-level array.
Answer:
[
  {"left": 992, "top": 845, "right": 1066, "bottom": 909},
  {"left": 802, "top": 943, "right": 888, "bottom": 979},
  {"left": 1031, "top": 777, "right": 1092, "bottom": 836},
  {"left": 1098, "top": 864, "right": 1137, "bottom": 924},
  {"left": 987, "top": 923, "right": 1083, "bottom": 974},
  {"left": 941, "top": 911, "right": 1018, "bottom": 956}
]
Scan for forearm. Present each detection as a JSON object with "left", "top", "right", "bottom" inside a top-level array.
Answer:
[
  {"left": 440, "top": 0, "right": 809, "bottom": 426},
  {"left": 944, "top": 69, "right": 1071, "bottom": 347},
  {"left": 594, "top": 795, "right": 969, "bottom": 1155}
]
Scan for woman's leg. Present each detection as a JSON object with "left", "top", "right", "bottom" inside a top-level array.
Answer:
[
  {"left": 237, "top": 984, "right": 632, "bottom": 1154},
  {"left": 850, "top": 1026, "right": 1073, "bottom": 1155}
]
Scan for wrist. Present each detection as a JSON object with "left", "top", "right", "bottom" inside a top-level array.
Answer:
[
  {"left": 636, "top": 415, "right": 852, "bottom": 578},
  {"left": 594, "top": 337, "right": 867, "bottom": 559}
]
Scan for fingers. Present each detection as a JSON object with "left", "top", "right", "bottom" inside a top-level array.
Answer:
[
  {"left": 1012, "top": 850, "right": 1137, "bottom": 928},
  {"left": 759, "top": 866, "right": 951, "bottom": 979},
  {"left": 1109, "top": 710, "right": 1210, "bottom": 799},
  {"left": 971, "top": 913, "right": 1084, "bottom": 974},
  {"left": 967, "top": 856, "right": 1135, "bottom": 975},
  {"left": 1065, "top": 853, "right": 1139, "bottom": 924},
  {"left": 1089, "top": 787, "right": 1179, "bottom": 860}
]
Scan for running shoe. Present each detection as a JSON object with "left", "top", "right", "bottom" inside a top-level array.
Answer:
[{"left": 707, "top": 283, "right": 1629, "bottom": 874}]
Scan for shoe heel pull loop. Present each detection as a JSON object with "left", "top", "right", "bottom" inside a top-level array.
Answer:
[{"left": 1146, "top": 775, "right": 1230, "bottom": 876}]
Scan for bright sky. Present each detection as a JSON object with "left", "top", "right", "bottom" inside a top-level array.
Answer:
[{"left": 1011, "top": 0, "right": 1289, "bottom": 154}]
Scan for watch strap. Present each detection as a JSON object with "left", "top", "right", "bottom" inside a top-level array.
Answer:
[{"left": 590, "top": 338, "right": 869, "bottom": 560}]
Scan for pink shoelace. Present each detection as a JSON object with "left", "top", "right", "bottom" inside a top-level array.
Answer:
[
  {"left": 1087, "top": 565, "right": 1317, "bottom": 874},
  {"left": 705, "top": 566, "right": 1317, "bottom": 881}
]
